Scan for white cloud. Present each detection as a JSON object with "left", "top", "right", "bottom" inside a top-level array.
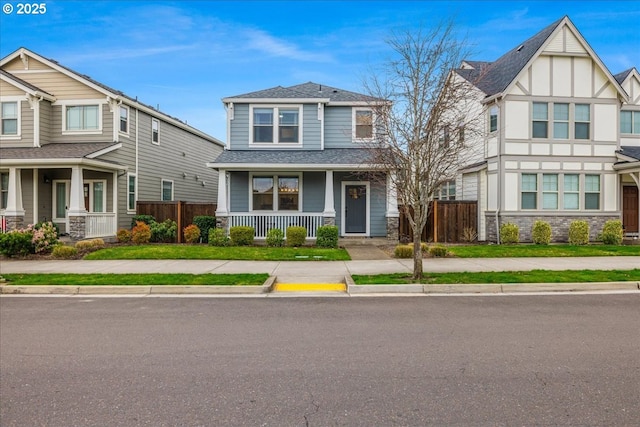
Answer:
[{"left": 242, "top": 28, "right": 333, "bottom": 62}]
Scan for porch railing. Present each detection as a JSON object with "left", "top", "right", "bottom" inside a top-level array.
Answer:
[
  {"left": 85, "top": 212, "right": 116, "bottom": 238},
  {"left": 228, "top": 213, "right": 325, "bottom": 239}
]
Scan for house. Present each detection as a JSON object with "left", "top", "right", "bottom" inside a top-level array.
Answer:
[
  {"left": 0, "top": 48, "right": 224, "bottom": 240},
  {"left": 452, "top": 16, "right": 639, "bottom": 241},
  {"left": 207, "top": 83, "right": 399, "bottom": 240}
]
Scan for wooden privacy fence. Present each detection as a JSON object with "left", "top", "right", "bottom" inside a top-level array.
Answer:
[
  {"left": 399, "top": 200, "right": 477, "bottom": 243},
  {"left": 136, "top": 201, "right": 217, "bottom": 243}
]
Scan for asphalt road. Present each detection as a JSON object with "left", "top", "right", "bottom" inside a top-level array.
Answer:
[{"left": 1, "top": 295, "right": 639, "bottom": 426}]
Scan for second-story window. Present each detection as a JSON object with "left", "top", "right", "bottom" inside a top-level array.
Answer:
[
  {"left": 489, "top": 106, "right": 498, "bottom": 133},
  {"left": 252, "top": 107, "right": 300, "bottom": 144},
  {"left": 553, "top": 103, "right": 569, "bottom": 139},
  {"left": 575, "top": 104, "right": 590, "bottom": 139},
  {"left": 119, "top": 106, "right": 129, "bottom": 133},
  {"left": 66, "top": 105, "right": 99, "bottom": 131},
  {"left": 152, "top": 119, "right": 159, "bottom": 144},
  {"left": 1, "top": 102, "right": 19, "bottom": 136},
  {"left": 532, "top": 102, "right": 548, "bottom": 138},
  {"left": 354, "top": 109, "right": 374, "bottom": 140},
  {"left": 621, "top": 111, "right": 640, "bottom": 134}
]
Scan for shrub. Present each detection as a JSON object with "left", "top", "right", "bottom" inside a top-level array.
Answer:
[
  {"left": 209, "top": 227, "right": 230, "bottom": 247},
  {"left": 131, "top": 221, "right": 151, "bottom": 245},
  {"left": 0, "top": 229, "right": 34, "bottom": 257},
  {"left": 265, "top": 228, "right": 284, "bottom": 247},
  {"left": 150, "top": 219, "right": 177, "bottom": 243},
  {"left": 568, "top": 220, "right": 590, "bottom": 245},
  {"left": 286, "top": 226, "right": 307, "bottom": 247},
  {"left": 116, "top": 228, "right": 132, "bottom": 243},
  {"left": 429, "top": 244, "right": 448, "bottom": 257},
  {"left": 131, "top": 214, "right": 155, "bottom": 227},
  {"left": 531, "top": 220, "right": 552, "bottom": 245},
  {"left": 52, "top": 245, "right": 78, "bottom": 259},
  {"left": 193, "top": 216, "right": 216, "bottom": 243},
  {"left": 230, "top": 226, "right": 255, "bottom": 246},
  {"left": 316, "top": 225, "right": 339, "bottom": 248},
  {"left": 500, "top": 222, "right": 519, "bottom": 244},
  {"left": 600, "top": 220, "right": 623, "bottom": 245},
  {"left": 75, "top": 239, "right": 105, "bottom": 251},
  {"left": 32, "top": 221, "right": 59, "bottom": 253},
  {"left": 183, "top": 224, "right": 201, "bottom": 244},
  {"left": 394, "top": 244, "right": 413, "bottom": 258},
  {"left": 462, "top": 227, "right": 478, "bottom": 243}
]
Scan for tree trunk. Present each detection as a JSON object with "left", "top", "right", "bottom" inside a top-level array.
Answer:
[{"left": 412, "top": 223, "right": 423, "bottom": 280}]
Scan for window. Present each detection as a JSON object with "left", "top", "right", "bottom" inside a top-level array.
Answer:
[
  {"left": 542, "top": 174, "right": 558, "bottom": 209},
  {"left": 251, "top": 175, "right": 300, "bottom": 211},
  {"left": 574, "top": 104, "right": 590, "bottom": 139},
  {"left": 119, "top": 106, "right": 129, "bottom": 133},
  {"left": 435, "top": 180, "right": 456, "bottom": 200},
  {"left": 66, "top": 105, "right": 99, "bottom": 131},
  {"left": 0, "top": 172, "right": 8, "bottom": 209},
  {"left": 521, "top": 174, "right": 537, "bottom": 209},
  {"left": 354, "top": 109, "right": 374, "bottom": 139},
  {"left": 563, "top": 174, "right": 579, "bottom": 210},
  {"left": 161, "top": 179, "right": 173, "bottom": 201},
  {"left": 1, "top": 102, "right": 18, "bottom": 136},
  {"left": 489, "top": 106, "right": 498, "bottom": 133},
  {"left": 532, "top": 102, "right": 548, "bottom": 138},
  {"left": 151, "top": 119, "right": 159, "bottom": 144},
  {"left": 621, "top": 111, "right": 640, "bottom": 134},
  {"left": 251, "top": 106, "right": 301, "bottom": 144},
  {"left": 553, "top": 103, "right": 569, "bottom": 139},
  {"left": 92, "top": 181, "right": 105, "bottom": 212},
  {"left": 584, "top": 175, "right": 600, "bottom": 210},
  {"left": 127, "top": 174, "right": 137, "bottom": 211}
]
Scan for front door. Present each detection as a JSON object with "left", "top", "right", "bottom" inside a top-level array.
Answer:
[
  {"left": 622, "top": 186, "right": 639, "bottom": 234},
  {"left": 52, "top": 180, "right": 70, "bottom": 232},
  {"left": 345, "top": 184, "right": 367, "bottom": 234}
]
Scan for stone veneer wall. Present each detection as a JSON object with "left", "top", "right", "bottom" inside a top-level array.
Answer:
[
  {"left": 4, "top": 216, "right": 25, "bottom": 232},
  {"left": 485, "top": 214, "right": 620, "bottom": 243},
  {"left": 323, "top": 216, "right": 336, "bottom": 226},
  {"left": 386, "top": 217, "right": 399, "bottom": 241},
  {"left": 68, "top": 216, "right": 86, "bottom": 240}
]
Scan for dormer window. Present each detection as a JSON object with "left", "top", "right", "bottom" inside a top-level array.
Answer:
[{"left": 251, "top": 106, "right": 301, "bottom": 145}]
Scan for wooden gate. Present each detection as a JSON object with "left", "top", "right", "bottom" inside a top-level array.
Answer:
[
  {"left": 136, "top": 201, "right": 217, "bottom": 242},
  {"left": 399, "top": 201, "right": 477, "bottom": 243}
]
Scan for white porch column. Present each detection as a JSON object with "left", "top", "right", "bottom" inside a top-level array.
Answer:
[
  {"left": 68, "top": 166, "right": 86, "bottom": 216},
  {"left": 216, "top": 169, "right": 228, "bottom": 216},
  {"left": 5, "top": 167, "right": 25, "bottom": 216},
  {"left": 386, "top": 172, "right": 399, "bottom": 217},
  {"left": 323, "top": 170, "right": 335, "bottom": 216}
]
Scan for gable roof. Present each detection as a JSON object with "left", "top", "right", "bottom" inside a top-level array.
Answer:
[
  {"left": 223, "top": 81, "right": 383, "bottom": 104},
  {"left": 0, "top": 47, "right": 224, "bottom": 146},
  {"left": 456, "top": 16, "right": 628, "bottom": 103}
]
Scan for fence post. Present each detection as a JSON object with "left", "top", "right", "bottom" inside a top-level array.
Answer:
[
  {"left": 433, "top": 200, "right": 438, "bottom": 243},
  {"left": 177, "top": 201, "right": 183, "bottom": 243}
]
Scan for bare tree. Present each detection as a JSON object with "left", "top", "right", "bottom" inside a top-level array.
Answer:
[{"left": 363, "top": 20, "right": 483, "bottom": 280}]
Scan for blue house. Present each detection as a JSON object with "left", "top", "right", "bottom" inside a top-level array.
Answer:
[{"left": 208, "top": 82, "right": 399, "bottom": 240}]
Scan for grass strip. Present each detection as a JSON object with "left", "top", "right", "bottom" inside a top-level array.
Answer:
[
  {"left": 352, "top": 269, "right": 640, "bottom": 285},
  {"left": 2, "top": 273, "right": 270, "bottom": 286},
  {"left": 447, "top": 244, "right": 640, "bottom": 258},
  {"left": 84, "top": 245, "right": 351, "bottom": 261}
]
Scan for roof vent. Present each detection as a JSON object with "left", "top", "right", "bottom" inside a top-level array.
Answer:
[
  {"left": 516, "top": 44, "right": 524, "bottom": 52},
  {"left": 318, "top": 84, "right": 322, "bottom": 92},
  {"left": 333, "top": 90, "right": 338, "bottom": 93}
]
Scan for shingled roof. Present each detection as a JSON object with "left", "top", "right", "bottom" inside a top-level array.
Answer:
[
  {"left": 0, "top": 142, "right": 119, "bottom": 160},
  {"left": 614, "top": 68, "right": 635, "bottom": 85},
  {"left": 224, "top": 82, "right": 382, "bottom": 103},
  {"left": 618, "top": 146, "right": 640, "bottom": 161},
  {"left": 210, "top": 148, "right": 379, "bottom": 167}
]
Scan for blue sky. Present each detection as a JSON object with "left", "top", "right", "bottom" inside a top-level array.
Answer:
[{"left": 1, "top": 1, "right": 638, "bottom": 140}]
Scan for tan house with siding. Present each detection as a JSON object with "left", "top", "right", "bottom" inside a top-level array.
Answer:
[{"left": 0, "top": 48, "right": 224, "bottom": 239}]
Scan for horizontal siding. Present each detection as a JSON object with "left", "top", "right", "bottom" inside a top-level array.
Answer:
[
  {"left": 230, "top": 171, "right": 249, "bottom": 211},
  {"left": 40, "top": 100, "right": 52, "bottom": 144},
  {"left": 0, "top": 80, "right": 25, "bottom": 96},
  {"left": 8, "top": 71, "right": 104, "bottom": 99},
  {"left": 302, "top": 104, "right": 321, "bottom": 149},
  {"left": 49, "top": 104, "right": 114, "bottom": 143},
  {"left": 229, "top": 104, "right": 250, "bottom": 149},
  {"left": 334, "top": 172, "right": 387, "bottom": 236},
  {"left": 324, "top": 106, "right": 354, "bottom": 148},
  {"left": 302, "top": 171, "right": 325, "bottom": 212},
  {"left": 0, "top": 100, "right": 33, "bottom": 148}
]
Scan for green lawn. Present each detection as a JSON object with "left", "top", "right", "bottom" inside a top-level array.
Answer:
[
  {"left": 2, "top": 273, "right": 269, "bottom": 286},
  {"left": 446, "top": 244, "right": 640, "bottom": 258},
  {"left": 84, "top": 245, "right": 351, "bottom": 261},
  {"left": 352, "top": 269, "right": 640, "bottom": 285}
]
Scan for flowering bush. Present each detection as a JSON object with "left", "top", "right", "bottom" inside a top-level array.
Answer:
[{"left": 32, "top": 222, "right": 59, "bottom": 253}]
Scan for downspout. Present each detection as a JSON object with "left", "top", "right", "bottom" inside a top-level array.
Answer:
[{"left": 495, "top": 100, "right": 502, "bottom": 244}]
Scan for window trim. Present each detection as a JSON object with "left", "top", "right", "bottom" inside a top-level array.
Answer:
[
  {"left": 532, "top": 102, "right": 548, "bottom": 139},
  {"left": 552, "top": 103, "right": 569, "bottom": 139},
  {"left": 584, "top": 174, "right": 600, "bottom": 210},
  {"left": 84, "top": 179, "right": 107, "bottom": 213},
  {"left": 249, "top": 173, "right": 302, "bottom": 212},
  {"left": 119, "top": 105, "right": 130, "bottom": 135},
  {"left": 542, "top": 174, "right": 558, "bottom": 210},
  {"left": 58, "top": 99, "right": 103, "bottom": 135},
  {"left": 0, "top": 172, "right": 8, "bottom": 210},
  {"left": 352, "top": 107, "right": 375, "bottom": 141},
  {"left": 151, "top": 118, "right": 160, "bottom": 145},
  {"left": 620, "top": 110, "right": 640, "bottom": 135},
  {"left": 563, "top": 174, "right": 580, "bottom": 210},
  {"left": 435, "top": 180, "right": 456, "bottom": 201},
  {"left": 574, "top": 104, "right": 591, "bottom": 140},
  {"left": 521, "top": 173, "right": 538, "bottom": 210},
  {"left": 521, "top": 173, "right": 603, "bottom": 211},
  {"left": 161, "top": 179, "right": 174, "bottom": 201},
  {"left": 249, "top": 105, "right": 303, "bottom": 147},
  {"left": 489, "top": 106, "right": 498, "bottom": 133},
  {"left": 127, "top": 173, "right": 137, "bottom": 213},
  {"left": 0, "top": 99, "right": 22, "bottom": 139}
]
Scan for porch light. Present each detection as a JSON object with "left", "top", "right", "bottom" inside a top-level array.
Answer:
[{"left": 43, "top": 175, "right": 51, "bottom": 184}]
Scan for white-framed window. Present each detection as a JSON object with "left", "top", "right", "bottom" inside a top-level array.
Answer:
[
  {"left": 553, "top": 103, "right": 569, "bottom": 139},
  {"left": 127, "top": 173, "right": 137, "bottom": 212},
  {"left": 84, "top": 180, "right": 107, "bottom": 213},
  {"left": 161, "top": 179, "right": 173, "bottom": 201},
  {"left": 563, "top": 174, "right": 579, "bottom": 210},
  {"left": 489, "top": 106, "right": 498, "bottom": 133},
  {"left": 532, "top": 102, "right": 548, "bottom": 138},
  {"left": 250, "top": 174, "right": 301, "bottom": 211},
  {"left": 250, "top": 106, "right": 301, "bottom": 145},
  {"left": 1, "top": 101, "right": 19, "bottom": 136},
  {"left": 621, "top": 111, "right": 640, "bottom": 134},
  {"left": 584, "top": 175, "right": 600, "bottom": 210},
  {"left": 575, "top": 104, "right": 590, "bottom": 140},
  {"left": 521, "top": 174, "right": 538, "bottom": 209},
  {"left": 152, "top": 119, "right": 160, "bottom": 144},
  {"left": 0, "top": 172, "right": 8, "bottom": 209},
  {"left": 435, "top": 180, "right": 456, "bottom": 200},
  {"left": 64, "top": 104, "right": 101, "bottom": 132},
  {"left": 119, "top": 106, "right": 129, "bottom": 134},
  {"left": 353, "top": 108, "right": 374, "bottom": 140},
  {"left": 542, "top": 174, "right": 558, "bottom": 209}
]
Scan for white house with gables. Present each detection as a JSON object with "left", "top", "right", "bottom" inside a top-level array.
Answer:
[{"left": 454, "top": 16, "right": 639, "bottom": 241}]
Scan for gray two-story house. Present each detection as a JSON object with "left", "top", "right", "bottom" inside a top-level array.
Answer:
[{"left": 208, "top": 82, "right": 398, "bottom": 240}]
